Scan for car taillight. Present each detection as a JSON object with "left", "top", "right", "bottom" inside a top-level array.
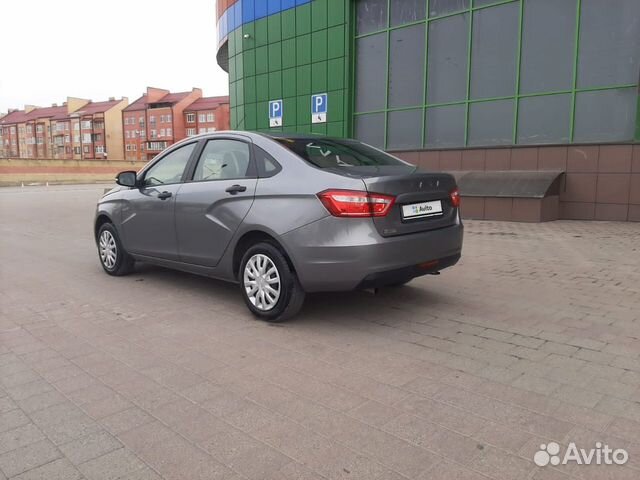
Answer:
[
  {"left": 449, "top": 187, "right": 461, "bottom": 208},
  {"left": 317, "top": 189, "right": 395, "bottom": 217}
]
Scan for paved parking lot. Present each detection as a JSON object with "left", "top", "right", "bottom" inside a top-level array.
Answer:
[{"left": 1, "top": 184, "right": 639, "bottom": 480}]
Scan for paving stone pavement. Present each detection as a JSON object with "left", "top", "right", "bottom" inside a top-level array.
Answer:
[{"left": 1, "top": 184, "right": 639, "bottom": 480}]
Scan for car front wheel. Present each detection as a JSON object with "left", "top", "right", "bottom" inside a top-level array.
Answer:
[
  {"left": 97, "top": 223, "right": 134, "bottom": 276},
  {"left": 239, "top": 242, "right": 305, "bottom": 322}
]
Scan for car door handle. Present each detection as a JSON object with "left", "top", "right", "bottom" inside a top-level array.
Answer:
[
  {"left": 157, "top": 191, "right": 173, "bottom": 200},
  {"left": 225, "top": 184, "right": 247, "bottom": 195}
]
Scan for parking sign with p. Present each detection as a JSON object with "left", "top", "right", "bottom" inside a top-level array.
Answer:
[
  {"left": 311, "top": 93, "right": 327, "bottom": 124},
  {"left": 269, "top": 99, "right": 283, "bottom": 127}
]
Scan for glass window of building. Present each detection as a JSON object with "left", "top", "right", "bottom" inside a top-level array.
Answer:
[
  {"left": 350, "top": 0, "right": 640, "bottom": 149},
  {"left": 427, "top": 13, "right": 469, "bottom": 104},
  {"left": 356, "top": 0, "right": 387, "bottom": 34},
  {"left": 391, "top": 0, "right": 426, "bottom": 26},
  {"left": 573, "top": 88, "right": 638, "bottom": 143},
  {"left": 468, "top": 99, "right": 514, "bottom": 146},
  {"left": 517, "top": 94, "right": 571, "bottom": 145},
  {"left": 578, "top": 0, "right": 640, "bottom": 88},
  {"left": 355, "top": 33, "right": 387, "bottom": 112},
  {"left": 388, "top": 24, "right": 425, "bottom": 108},
  {"left": 429, "top": 0, "right": 469, "bottom": 18},
  {"left": 354, "top": 113, "right": 385, "bottom": 149},
  {"left": 470, "top": 2, "right": 519, "bottom": 99},
  {"left": 425, "top": 104, "right": 466, "bottom": 148},
  {"left": 520, "top": 0, "right": 576, "bottom": 94},
  {"left": 387, "top": 109, "right": 422, "bottom": 150}
]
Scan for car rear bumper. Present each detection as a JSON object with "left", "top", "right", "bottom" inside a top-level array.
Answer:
[
  {"left": 281, "top": 215, "right": 463, "bottom": 292},
  {"left": 355, "top": 253, "right": 461, "bottom": 289}
]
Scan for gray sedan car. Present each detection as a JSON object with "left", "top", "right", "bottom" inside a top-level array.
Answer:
[{"left": 95, "top": 132, "right": 463, "bottom": 321}]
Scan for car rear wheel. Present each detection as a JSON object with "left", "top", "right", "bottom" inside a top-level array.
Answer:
[
  {"left": 239, "top": 242, "right": 305, "bottom": 322},
  {"left": 97, "top": 223, "right": 134, "bottom": 276}
]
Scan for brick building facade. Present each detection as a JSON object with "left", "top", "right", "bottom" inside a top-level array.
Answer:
[
  {"left": 2, "top": 90, "right": 230, "bottom": 162},
  {"left": 183, "top": 96, "right": 230, "bottom": 137},
  {"left": 122, "top": 87, "right": 203, "bottom": 161}
]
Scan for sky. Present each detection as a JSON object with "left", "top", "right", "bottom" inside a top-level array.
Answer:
[{"left": 0, "top": 0, "right": 229, "bottom": 113}]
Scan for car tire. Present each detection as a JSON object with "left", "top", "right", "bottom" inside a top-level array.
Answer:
[
  {"left": 97, "top": 223, "right": 135, "bottom": 276},
  {"left": 239, "top": 242, "right": 305, "bottom": 322}
]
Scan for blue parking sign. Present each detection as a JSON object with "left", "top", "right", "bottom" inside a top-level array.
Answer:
[
  {"left": 269, "top": 99, "right": 283, "bottom": 127},
  {"left": 311, "top": 93, "right": 327, "bottom": 124}
]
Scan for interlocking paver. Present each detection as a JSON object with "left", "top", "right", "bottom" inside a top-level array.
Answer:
[
  {"left": 78, "top": 448, "right": 146, "bottom": 480},
  {"left": 0, "top": 410, "right": 30, "bottom": 434},
  {"left": 0, "top": 424, "right": 45, "bottom": 456},
  {"left": 1, "top": 185, "right": 639, "bottom": 479},
  {"left": 59, "top": 430, "right": 122, "bottom": 465},
  {"left": 0, "top": 439, "right": 61, "bottom": 478},
  {"left": 12, "top": 458, "right": 82, "bottom": 480}
]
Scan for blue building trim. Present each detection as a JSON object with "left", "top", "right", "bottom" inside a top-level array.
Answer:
[{"left": 217, "top": 0, "right": 313, "bottom": 45}]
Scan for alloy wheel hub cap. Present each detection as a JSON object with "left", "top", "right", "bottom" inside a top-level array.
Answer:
[
  {"left": 243, "top": 253, "right": 281, "bottom": 311},
  {"left": 99, "top": 230, "right": 117, "bottom": 269}
]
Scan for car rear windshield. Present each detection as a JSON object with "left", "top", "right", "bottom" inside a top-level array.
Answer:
[{"left": 273, "top": 137, "right": 408, "bottom": 169}]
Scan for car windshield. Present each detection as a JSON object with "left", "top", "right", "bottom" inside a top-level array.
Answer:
[{"left": 273, "top": 137, "right": 409, "bottom": 169}]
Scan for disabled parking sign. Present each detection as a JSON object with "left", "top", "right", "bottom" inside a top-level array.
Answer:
[
  {"left": 269, "top": 99, "right": 283, "bottom": 127},
  {"left": 311, "top": 93, "right": 327, "bottom": 124}
]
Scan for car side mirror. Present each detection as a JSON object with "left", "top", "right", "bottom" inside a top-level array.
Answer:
[{"left": 116, "top": 170, "right": 137, "bottom": 187}]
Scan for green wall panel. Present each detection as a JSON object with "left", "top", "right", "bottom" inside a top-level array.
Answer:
[
  {"left": 244, "top": 76, "right": 256, "bottom": 104},
  {"left": 328, "top": 26, "right": 345, "bottom": 59},
  {"left": 235, "top": 53, "right": 243, "bottom": 80},
  {"left": 296, "top": 4, "right": 311, "bottom": 36},
  {"left": 312, "top": 123, "right": 328, "bottom": 135},
  {"left": 296, "top": 65, "right": 311, "bottom": 95},
  {"left": 243, "top": 49, "right": 255, "bottom": 77},
  {"left": 268, "top": 42, "right": 282, "bottom": 72},
  {"left": 327, "top": 58, "right": 345, "bottom": 91},
  {"left": 254, "top": 18, "right": 268, "bottom": 46},
  {"left": 328, "top": 91, "right": 344, "bottom": 122},
  {"left": 268, "top": 71, "right": 282, "bottom": 99},
  {"left": 328, "top": 0, "right": 346, "bottom": 26},
  {"left": 311, "top": 30, "right": 328, "bottom": 61},
  {"left": 296, "top": 34, "right": 312, "bottom": 66},
  {"left": 256, "top": 74, "right": 269, "bottom": 102},
  {"left": 282, "top": 68, "right": 297, "bottom": 98},
  {"left": 311, "top": 0, "right": 328, "bottom": 31},
  {"left": 254, "top": 46, "right": 268, "bottom": 75},
  {"left": 236, "top": 79, "right": 244, "bottom": 105},
  {"left": 283, "top": 97, "right": 297, "bottom": 126},
  {"left": 282, "top": 39, "right": 296, "bottom": 69},
  {"left": 311, "top": 61, "right": 328, "bottom": 93},
  {"left": 281, "top": 9, "right": 296, "bottom": 39},
  {"left": 227, "top": 0, "right": 351, "bottom": 138}
]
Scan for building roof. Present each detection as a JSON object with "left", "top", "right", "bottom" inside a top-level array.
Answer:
[
  {"left": 123, "top": 95, "right": 148, "bottom": 112},
  {"left": 27, "top": 105, "right": 69, "bottom": 121},
  {"left": 184, "top": 96, "right": 229, "bottom": 112},
  {"left": 156, "top": 91, "right": 191, "bottom": 104},
  {"left": 0, "top": 105, "right": 68, "bottom": 124},
  {"left": 0, "top": 109, "right": 28, "bottom": 125},
  {"left": 74, "top": 99, "right": 122, "bottom": 116},
  {"left": 123, "top": 91, "right": 192, "bottom": 112}
]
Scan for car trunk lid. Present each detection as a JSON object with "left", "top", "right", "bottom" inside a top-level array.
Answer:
[{"left": 361, "top": 171, "right": 458, "bottom": 237}]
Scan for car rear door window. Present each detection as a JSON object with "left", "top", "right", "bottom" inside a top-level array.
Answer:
[
  {"left": 192, "top": 139, "right": 252, "bottom": 181},
  {"left": 254, "top": 145, "right": 282, "bottom": 178}
]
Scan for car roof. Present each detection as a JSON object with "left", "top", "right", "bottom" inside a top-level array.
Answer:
[{"left": 169, "top": 131, "right": 350, "bottom": 148}]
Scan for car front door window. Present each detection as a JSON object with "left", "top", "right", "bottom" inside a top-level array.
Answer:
[{"left": 143, "top": 143, "right": 196, "bottom": 186}]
